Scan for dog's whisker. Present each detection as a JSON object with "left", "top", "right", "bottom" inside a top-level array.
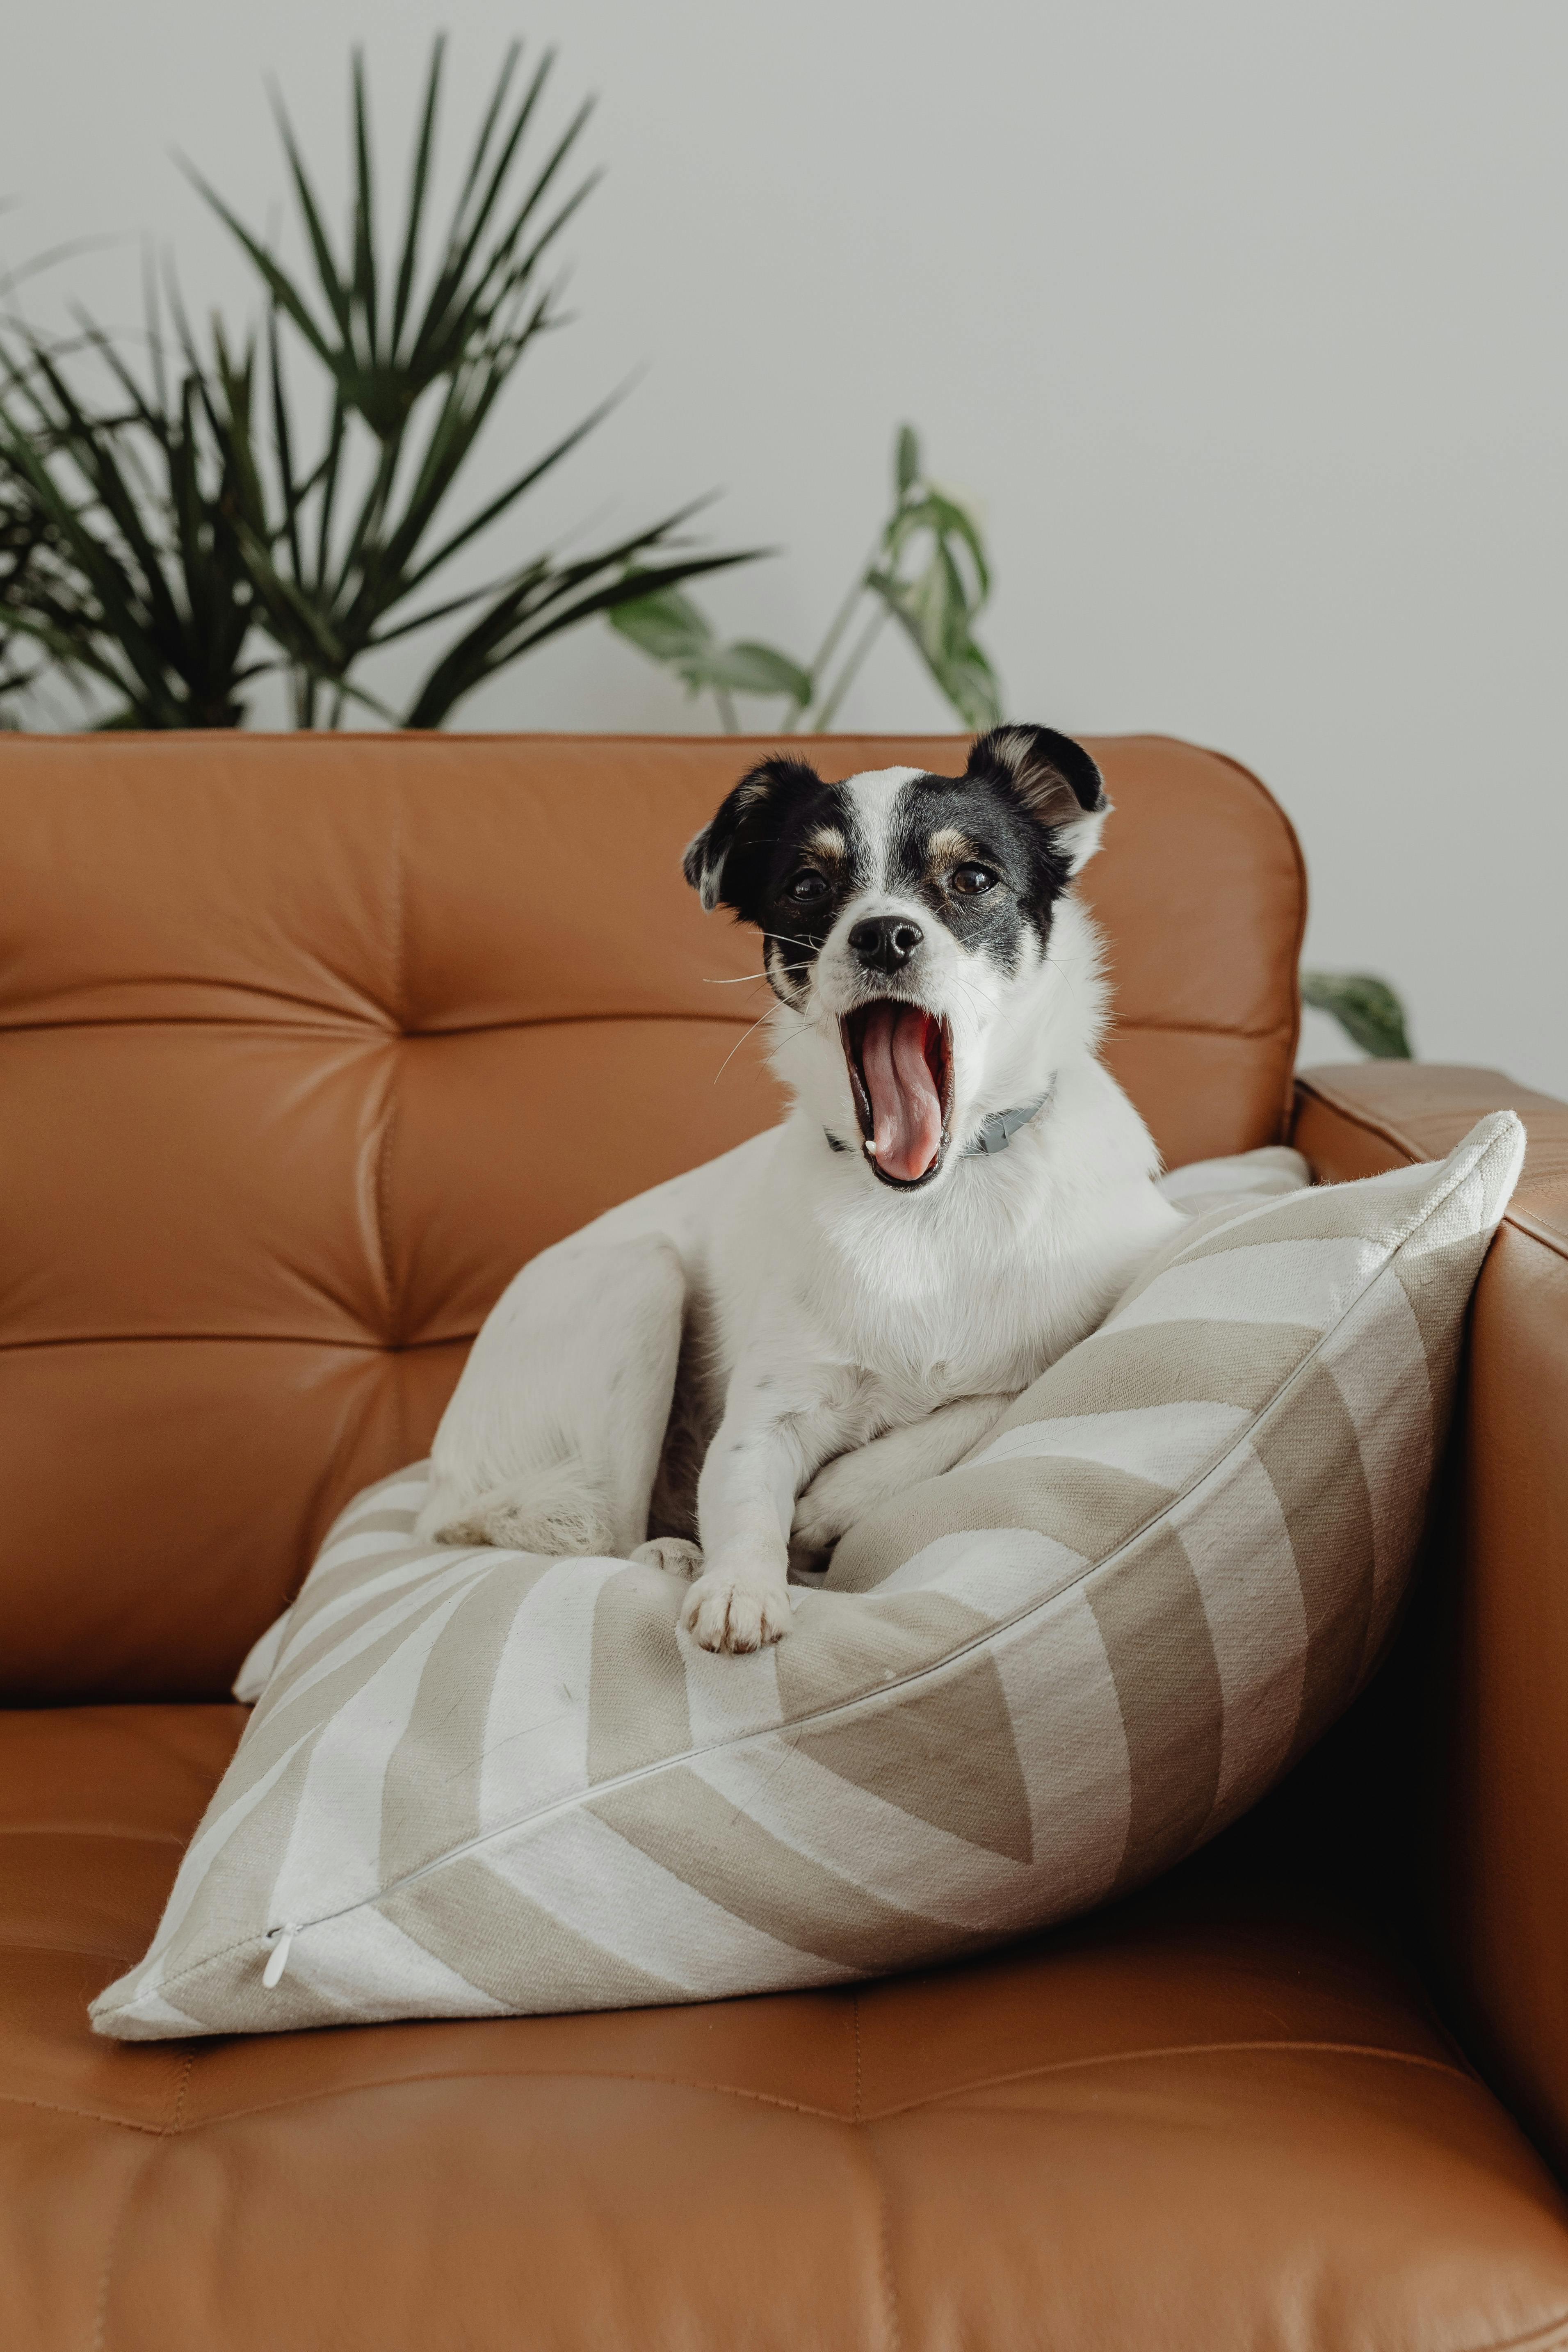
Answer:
[{"left": 711, "top": 1006, "right": 777, "bottom": 1086}]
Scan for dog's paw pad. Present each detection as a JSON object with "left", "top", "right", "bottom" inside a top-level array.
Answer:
[
  {"left": 632, "top": 1538, "right": 705, "bottom": 1580},
  {"left": 680, "top": 1573, "right": 793, "bottom": 1653}
]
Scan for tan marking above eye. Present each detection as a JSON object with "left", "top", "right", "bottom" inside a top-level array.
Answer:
[
  {"left": 927, "top": 826, "right": 979, "bottom": 873},
  {"left": 805, "top": 826, "right": 848, "bottom": 862}
]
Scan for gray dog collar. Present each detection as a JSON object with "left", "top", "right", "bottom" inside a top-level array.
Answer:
[
  {"left": 961, "top": 1086, "right": 1054, "bottom": 1156},
  {"left": 824, "top": 1082, "right": 1054, "bottom": 1164}
]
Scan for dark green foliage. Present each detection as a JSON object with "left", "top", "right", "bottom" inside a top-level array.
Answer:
[
  {"left": 0, "top": 296, "right": 273, "bottom": 726},
  {"left": 0, "top": 41, "right": 751, "bottom": 729},
  {"left": 1300, "top": 971, "right": 1414, "bottom": 1059}
]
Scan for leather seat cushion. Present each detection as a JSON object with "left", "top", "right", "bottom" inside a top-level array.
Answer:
[{"left": 7, "top": 1706, "right": 1568, "bottom": 2350}]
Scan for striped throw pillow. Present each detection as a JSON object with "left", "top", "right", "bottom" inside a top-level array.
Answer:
[{"left": 91, "top": 1112, "right": 1522, "bottom": 2039}]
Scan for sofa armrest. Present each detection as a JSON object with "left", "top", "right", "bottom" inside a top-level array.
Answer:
[{"left": 1294, "top": 1063, "right": 1568, "bottom": 2167}]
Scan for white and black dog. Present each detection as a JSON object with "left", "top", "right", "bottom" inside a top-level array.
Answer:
[{"left": 416, "top": 724, "right": 1183, "bottom": 1652}]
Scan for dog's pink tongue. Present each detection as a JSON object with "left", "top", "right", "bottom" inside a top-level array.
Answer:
[{"left": 861, "top": 1004, "right": 943, "bottom": 1181}]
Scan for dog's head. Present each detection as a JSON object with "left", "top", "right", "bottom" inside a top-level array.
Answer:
[{"left": 683, "top": 725, "right": 1109, "bottom": 1190}]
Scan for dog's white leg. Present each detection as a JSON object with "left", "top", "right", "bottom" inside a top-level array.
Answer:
[
  {"left": 789, "top": 1394, "right": 1011, "bottom": 1566},
  {"left": 681, "top": 1361, "right": 872, "bottom": 1653},
  {"left": 416, "top": 1235, "right": 685, "bottom": 1558}
]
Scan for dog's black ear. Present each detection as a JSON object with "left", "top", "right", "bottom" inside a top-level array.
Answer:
[
  {"left": 682, "top": 755, "right": 823, "bottom": 918},
  {"left": 965, "top": 724, "right": 1110, "bottom": 872}
]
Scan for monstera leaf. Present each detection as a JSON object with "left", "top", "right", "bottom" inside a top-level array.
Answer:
[
  {"left": 608, "top": 421, "right": 1002, "bottom": 733},
  {"left": 610, "top": 583, "right": 809, "bottom": 717}
]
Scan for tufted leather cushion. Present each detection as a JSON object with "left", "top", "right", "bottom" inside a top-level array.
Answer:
[
  {"left": 0, "top": 731, "right": 1302, "bottom": 1703},
  {"left": 7, "top": 1706, "right": 1568, "bottom": 2349}
]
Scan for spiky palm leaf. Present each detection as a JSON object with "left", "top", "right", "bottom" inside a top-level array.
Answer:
[
  {"left": 0, "top": 41, "right": 751, "bottom": 729},
  {"left": 0, "top": 301, "right": 272, "bottom": 727},
  {"left": 185, "top": 37, "right": 753, "bottom": 727}
]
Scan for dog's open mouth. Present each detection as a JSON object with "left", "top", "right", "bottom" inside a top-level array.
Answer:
[{"left": 841, "top": 1003, "right": 954, "bottom": 1187}]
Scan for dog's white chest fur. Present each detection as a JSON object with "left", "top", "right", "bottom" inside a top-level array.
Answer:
[{"left": 707, "top": 1060, "right": 1172, "bottom": 1410}]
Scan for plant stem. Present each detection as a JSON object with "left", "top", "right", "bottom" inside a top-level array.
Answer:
[
  {"left": 715, "top": 685, "right": 739, "bottom": 733},
  {"left": 811, "top": 600, "right": 890, "bottom": 733},
  {"left": 805, "top": 565, "right": 870, "bottom": 693}
]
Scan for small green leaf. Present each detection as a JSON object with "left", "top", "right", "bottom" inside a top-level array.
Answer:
[
  {"left": 607, "top": 583, "right": 714, "bottom": 662},
  {"left": 895, "top": 422, "right": 920, "bottom": 497},
  {"left": 690, "top": 639, "right": 810, "bottom": 702},
  {"left": 1299, "top": 971, "right": 1413, "bottom": 1060}
]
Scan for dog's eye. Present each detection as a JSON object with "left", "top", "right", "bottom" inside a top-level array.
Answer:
[
  {"left": 952, "top": 863, "right": 997, "bottom": 896},
  {"left": 787, "top": 870, "right": 829, "bottom": 904}
]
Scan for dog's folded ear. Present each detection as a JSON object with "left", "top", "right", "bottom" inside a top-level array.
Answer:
[
  {"left": 683, "top": 756, "right": 823, "bottom": 917},
  {"left": 965, "top": 725, "right": 1111, "bottom": 873}
]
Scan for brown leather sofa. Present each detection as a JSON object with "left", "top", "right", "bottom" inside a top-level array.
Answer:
[{"left": 4, "top": 730, "right": 1568, "bottom": 2350}]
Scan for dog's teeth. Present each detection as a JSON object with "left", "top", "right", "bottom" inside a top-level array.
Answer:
[{"left": 863, "top": 1139, "right": 877, "bottom": 1158}]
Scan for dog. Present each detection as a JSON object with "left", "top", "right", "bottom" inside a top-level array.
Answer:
[{"left": 415, "top": 724, "right": 1185, "bottom": 1652}]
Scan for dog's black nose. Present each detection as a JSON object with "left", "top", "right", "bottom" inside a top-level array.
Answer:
[{"left": 849, "top": 915, "right": 924, "bottom": 975}]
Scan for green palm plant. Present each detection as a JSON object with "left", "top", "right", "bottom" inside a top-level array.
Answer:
[
  {"left": 0, "top": 41, "right": 753, "bottom": 728},
  {"left": 0, "top": 479, "right": 58, "bottom": 713},
  {"left": 0, "top": 294, "right": 278, "bottom": 726}
]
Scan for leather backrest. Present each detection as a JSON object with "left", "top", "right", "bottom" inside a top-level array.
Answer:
[{"left": 0, "top": 731, "right": 1303, "bottom": 1698}]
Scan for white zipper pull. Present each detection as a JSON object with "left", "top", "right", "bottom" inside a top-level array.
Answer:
[{"left": 262, "top": 1923, "right": 298, "bottom": 1990}]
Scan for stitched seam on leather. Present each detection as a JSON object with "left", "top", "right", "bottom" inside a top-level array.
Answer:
[
  {"left": 0, "top": 1010, "right": 399, "bottom": 1038},
  {"left": 853, "top": 1991, "right": 863, "bottom": 2124},
  {"left": 1103, "top": 1014, "right": 1299, "bottom": 1042},
  {"left": 1296, "top": 1081, "right": 1429, "bottom": 1170},
  {"left": 108, "top": 1119, "right": 1509, "bottom": 2008},
  {"left": 0, "top": 1825, "right": 185, "bottom": 1844},
  {"left": 0, "top": 1006, "right": 1308, "bottom": 1042},
  {"left": 0, "top": 2042, "right": 1479, "bottom": 2141},
  {"left": 1507, "top": 1210, "right": 1568, "bottom": 1268},
  {"left": 1182, "top": 733, "right": 1308, "bottom": 1128},
  {"left": 1297, "top": 1080, "right": 1568, "bottom": 1265},
  {"left": 0, "top": 2094, "right": 170, "bottom": 2137},
  {"left": 167, "top": 2050, "right": 194, "bottom": 2133},
  {"left": 374, "top": 786, "right": 406, "bottom": 1361},
  {"left": 845, "top": 2113, "right": 904, "bottom": 2352},
  {"left": 872, "top": 2037, "right": 1479, "bottom": 2109},
  {"left": 0, "top": 1938, "right": 155, "bottom": 1963},
  {"left": 1456, "top": 2311, "right": 1568, "bottom": 2352},
  {"left": 14, "top": 2079, "right": 1568, "bottom": 2349},
  {"left": 870, "top": 2133, "right": 903, "bottom": 2352},
  {"left": 0, "top": 2077, "right": 854, "bottom": 2133},
  {"left": 92, "top": 2134, "right": 162, "bottom": 2352},
  {"left": 0, "top": 1331, "right": 466, "bottom": 1355}
]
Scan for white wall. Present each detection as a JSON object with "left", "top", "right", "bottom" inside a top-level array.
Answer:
[{"left": 6, "top": 0, "right": 1565, "bottom": 1089}]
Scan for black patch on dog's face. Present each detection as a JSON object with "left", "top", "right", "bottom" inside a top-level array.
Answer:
[
  {"left": 884, "top": 780, "right": 1054, "bottom": 975},
  {"left": 683, "top": 726, "right": 1106, "bottom": 1000},
  {"left": 886, "top": 726, "right": 1108, "bottom": 970},
  {"left": 683, "top": 756, "right": 872, "bottom": 1004}
]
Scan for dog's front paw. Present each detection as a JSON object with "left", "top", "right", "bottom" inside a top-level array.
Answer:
[
  {"left": 632, "top": 1537, "right": 705, "bottom": 1580},
  {"left": 680, "top": 1571, "right": 793, "bottom": 1654}
]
